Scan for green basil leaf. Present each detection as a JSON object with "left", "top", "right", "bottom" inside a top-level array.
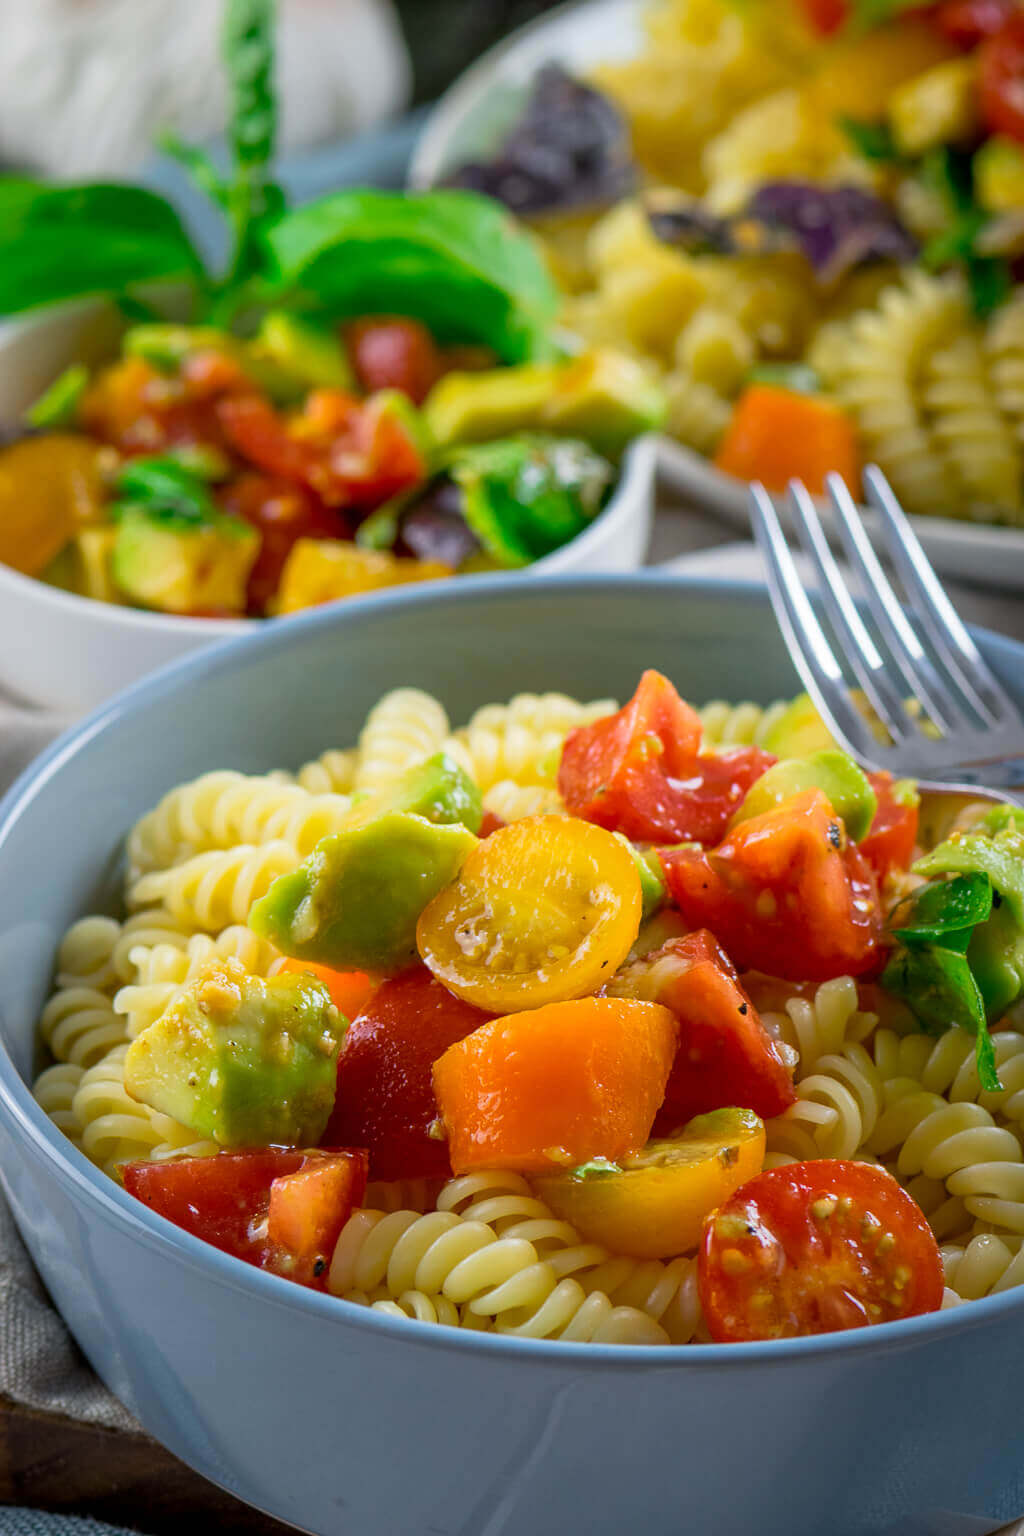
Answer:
[
  {"left": 156, "top": 133, "right": 231, "bottom": 211},
  {"left": 966, "top": 256, "right": 1013, "bottom": 320},
  {"left": 111, "top": 455, "right": 221, "bottom": 531},
  {"left": 838, "top": 116, "right": 902, "bottom": 164},
  {"left": 261, "top": 189, "right": 560, "bottom": 363},
  {"left": 881, "top": 941, "right": 988, "bottom": 1038},
  {"left": 974, "top": 1020, "right": 1002, "bottom": 1096},
  {"left": 0, "top": 180, "right": 203, "bottom": 315},
  {"left": 888, "top": 872, "right": 993, "bottom": 950},
  {"left": 452, "top": 434, "right": 612, "bottom": 566}
]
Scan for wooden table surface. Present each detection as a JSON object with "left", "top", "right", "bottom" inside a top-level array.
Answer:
[{"left": 0, "top": 1394, "right": 291, "bottom": 1535}]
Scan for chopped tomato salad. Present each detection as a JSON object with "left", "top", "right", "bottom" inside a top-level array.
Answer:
[{"left": 50, "top": 671, "right": 975, "bottom": 1347}]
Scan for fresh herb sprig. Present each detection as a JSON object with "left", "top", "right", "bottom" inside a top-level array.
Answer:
[
  {"left": 0, "top": 0, "right": 558, "bottom": 360},
  {"left": 882, "top": 872, "right": 1003, "bottom": 1092}
]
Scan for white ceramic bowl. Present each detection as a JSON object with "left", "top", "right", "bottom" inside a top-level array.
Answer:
[
  {"left": 411, "top": 0, "right": 1024, "bottom": 594},
  {"left": 0, "top": 296, "right": 656, "bottom": 712}
]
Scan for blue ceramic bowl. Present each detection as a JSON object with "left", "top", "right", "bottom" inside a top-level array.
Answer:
[{"left": 1, "top": 574, "right": 1023, "bottom": 1536}]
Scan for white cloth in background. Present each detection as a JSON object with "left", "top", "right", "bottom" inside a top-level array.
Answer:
[{"left": 0, "top": 0, "right": 411, "bottom": 179}]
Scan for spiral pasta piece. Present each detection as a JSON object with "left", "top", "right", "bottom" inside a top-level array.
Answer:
[
  {"left": 765, "top": 1040, "right": 885, "bottom": 1163},
  {"left": 114, "top": 926, "right": 278, "bottom": 1038},
  {"left": 663, "top": 372, "right": 732, "bottom": 456},
  {"left": 761, "top": 976, "right": 877, "bottom": 1076},
  {"left": 920, "top": 331, "right": 1023, "bottom": 524},
  {"left": 128, "top": 841, "right": 299, "bottom": 932},
  {"left": 987, "top": 290, "right": 1024, "bottom": 450},
  {"left": 869, "top": 1092, "right": 1024, "bottom": 1233},
  {"left": 70, "top": 1044, "right": 216, "bottom": 1176},
  {"left": 53, "top": 916, "right": 122, "bottom": 992},
  {"left": 39, "top": 986, "right": 129, "bottom": 1069},
  {"left": 941, "top": 1232, "right": 1024, "bottom": 1305},
  {"left": 697, "top": 697, "right": 790, "bottom": 752},
  {"left": 295, "top": 748, "right": 358, "bottom": 796},
  {"left": 353, "top": 689, "right": 450, "bottom": 791},
  {"left": 811, "top": 271, "right": 966, "bottom": 518},
  {"left": 33, "top": 1062, "right": 85, "bottom": 1144},
  {"left": 128, "top": 772, "right": 353, "bottom": 876},
  {"left": 482, "top": 781, "right": 566, "bottom": 823},
  {"left": 441, "top": 694, "right": 616, "bottom": 793}
]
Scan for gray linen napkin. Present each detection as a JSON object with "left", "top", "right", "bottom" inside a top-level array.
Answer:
[
  {"left": 0, "top": 693, "right": 136, "bottom": 1432},
  {"left": 0, "top": 1514, "right": 142, "bottom": 1536}
]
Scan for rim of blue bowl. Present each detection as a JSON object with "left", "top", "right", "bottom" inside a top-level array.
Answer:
[{"left": 2, "top": 568, "right": 1023, "bottom": 1369}]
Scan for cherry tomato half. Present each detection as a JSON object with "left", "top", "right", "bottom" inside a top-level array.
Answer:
[
  {"left": 416, "top": 814, "right": 642, "bottom": 1013},
  {"left": 931, "top": 0, "right": 1020, "bottom": 49},
  {"left": 979, "top": 13, "right": 1024, "bottom": 140},
  {"left": 699, "top": 1160, "right": 944, "bottom": 1341},
  {"left": 345, "top": 316, "right": 443, "bottom": 405}
]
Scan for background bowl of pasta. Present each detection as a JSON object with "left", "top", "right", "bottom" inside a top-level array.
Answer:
[
  {"left": 3, "top": 571, "right": 1024, "bottom": 1536},
  {"left": 0, "top": 290, "right": 657, "bottom": 712},
  {"left": 412, "top": 0, "right": 1024, "bottom": 589}
]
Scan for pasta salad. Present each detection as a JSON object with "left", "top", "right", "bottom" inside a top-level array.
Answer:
[
  {"left": 33, "top": 674, "right": 1024, "bottom": 1344},
  {"left": 446, "top": 0, "right": 1024, "bottom": 527}
]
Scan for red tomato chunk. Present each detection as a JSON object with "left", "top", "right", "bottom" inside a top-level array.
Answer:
[
  {"left": 558, "top": 670, "right": 776, "bottom": 845},
  {"left": 660, "top": 789, "right": 883, "bottom": 982},
  {"left": 324, "top": 966, "right": 493, "bottom": 1180},
  {"left": 612, "top": 931, "right": 797, "bottom": 1129},
  {"left": 123, "top": 1147, "right": 368, "bottom": 1288},
  {"left": 859, "top": 772, "right": 920, "bottom": 884}
]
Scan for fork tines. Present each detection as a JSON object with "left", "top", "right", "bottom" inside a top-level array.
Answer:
[{"left": 749, "top": 468, "right": 1022, "bottom": 776}]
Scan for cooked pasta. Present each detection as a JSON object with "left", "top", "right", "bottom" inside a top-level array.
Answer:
[
  {"left": 32, "top": 674, "right": 1024, "bottom": 1348},
  {"left": 920, "top": 332, "right": 1023, "bottom": 525},
  {"left": 353, "top": 689, "right": 450, "bottom": 791},
  {"left": 128, "top": 771, "right": 354, "bottom": 876},
  {"left": 441, "top": 693, "right": 616, "bottom": 792},
  {"left": 128, "top": 841, "right": 300, "bottom": 932},
  {"left": 987, "top": 291, "right": 1024, "bottom": 451}
]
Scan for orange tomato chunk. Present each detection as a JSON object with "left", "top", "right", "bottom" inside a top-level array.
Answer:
[
  {"left": 713, "top": 385, "right": 860, "bottom": 497},
  {"left": 432, "top": 997, "right": 677, "bottom": 1175}
]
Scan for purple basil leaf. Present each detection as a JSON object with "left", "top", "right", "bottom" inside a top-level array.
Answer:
[
  {"left": 396, "top": 477, "right": 481, "bottom": 568},
  {"left": 442, "top": 65, "right": 635, "bottom": 217},
  {"left": 746, "top": 182, "right": 918, "bottom": 283}
]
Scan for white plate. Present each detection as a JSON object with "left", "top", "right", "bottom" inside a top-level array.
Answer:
[{"left": 411, "top": 0, "right": 1024, "bottom": 594}]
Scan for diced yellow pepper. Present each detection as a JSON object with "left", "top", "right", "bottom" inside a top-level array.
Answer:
[
  {"left": 975, "top": 135, "right": 1024, "bottom": 214},
  {"left": 888, "top": 56, "right": 979, "bottom": 157},
  {"left": 274, "top": 539, "right": 451, "bottom": 614}
]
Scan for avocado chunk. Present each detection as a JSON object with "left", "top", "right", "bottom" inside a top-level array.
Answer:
[
  {"left": 450, "top": 434, "right": 612, "bottom": 567},
  {"left": 915, "top": 823, "right": 1024, "bottom": 1017},
  {"left": 123, "top": 958, "right": 346, "bottom": 1147},
  {"left": 975, "top": 136, "right": 1024, "bottom": 214},
  {"left": 252, "top": 311, "right": 354, "bottom": 393},
  {"left": 888, "top": 57, "right": 979, "bottom": 157},
  {"left": 123, "top": 322, "right": 305, "bottom": 405},
  {"left": 112, "top": 507, "right": 258, "bottom": 615},
  {"left": 347, "top": 752, "right": 483, "bottom": 834},
  {"left": 614, "top": 836, "right": 667, "bottom": 921},
  {"left": 24, "top": 364, "right": 90, "bottom": 429},
  {"left": 758, "top": 693, "right": 837, "bottom": 758},
  {"left": 732, "top": 750, "right": 877, "bottom": 842},
  {"left": 542, "top": 350, "right": 667, "bottom": 458},
  {"left": 249, "top": 812, "right": 478, "bottom": 974},
  {"left": 424, "top": 363, "right": 563, "bottom": 447}
]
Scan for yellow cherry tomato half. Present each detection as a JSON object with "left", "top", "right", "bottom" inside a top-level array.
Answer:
[
  {"left": 416, "top": 814, "right": 642, "bottom": 1013},
  {"left": 534, "top": 1108, "right": 766, "bottom": 1260},
  {"left": 0, "top": 434, "right": 105, "bottom": 577}
]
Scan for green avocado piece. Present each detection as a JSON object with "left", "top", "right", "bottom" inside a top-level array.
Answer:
[
  {"left": 732, "top": 750, "right": 878, "bottom": 842},
  {"left": 24, "top": 363, "right": 90, "bottom": 428},
  {"left": 758, "top": 693, "right": 837, "bottom": 758},
  {"left": 450, "top": 434, "right": 612, "bottom": 567},
  {"left": 249, "top": 812, "right": 478, "bottom": 974},
  {"left": 123, "top": 322, "right": 304, "bottom": 405},
  {"left": 252, "top": 311, "right": 354, "bottom": 393},
  {"left": 975, "top": 135, "right": 1024, "bottom": 214},
  {"left": 346, "top": 752, "right": 482, "bottom": 834},
  {"left": 123, "top": 958, "right": 346, "bottom": 1147},
  {"left": 915, "top": 824, "right": 1024, "bottom": 1017},
  {"left": 541, "top": 349, "right": 667, "bottom": 458},
  {"left": 112, "top": 507, "right": 257, "bottom": 615},
  {"left": 424, "top": 363, "right": 563, "bottom": 447},
  {"left": 614, "top": 836, "right": 666, "bottom": 921}
]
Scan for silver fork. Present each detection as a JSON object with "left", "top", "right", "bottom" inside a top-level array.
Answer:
[{"left": 749, "top": 466, "right": 1024, "bottom": 807}]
